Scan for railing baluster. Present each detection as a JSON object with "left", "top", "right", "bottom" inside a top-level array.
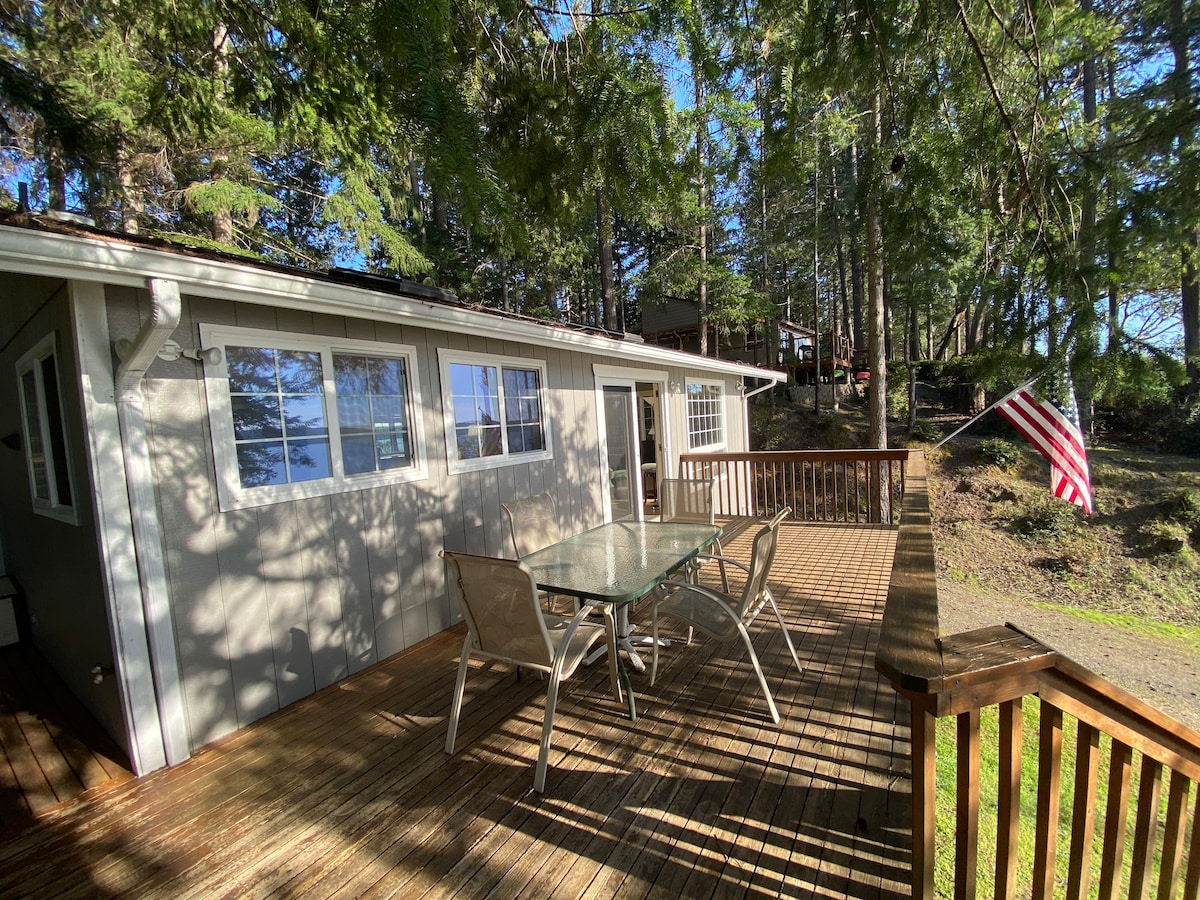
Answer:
[
  {"left": 1158, "top": 770, "right": 1191, "bottom": 900},
  {"left": 1098, "top": 740, "right": 1134, "bottom": 900},
  {"left": 912, "top": 695, "right": 937, "bottom": 897},
  {"left": 955, "top": 709, "right": 980, "bottom": 900},
  {"left": 1067, "top": 721, "right": 1102, "bottom": 900},
  {"left": 997, "top": 698, "right": 1024, "bottom": 897},
  {"left": 1130, "top": 755, "right": 1164, "bottom": 899},
  {"left": 1183, "top": 788, "right": 1200, "bottom": 900},
  {"left": 1033, "top": 702, "right": 1064, "bottom": 900}
]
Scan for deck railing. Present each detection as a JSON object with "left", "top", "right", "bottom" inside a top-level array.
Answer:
[
  {"left": 875, "top": 451, "right": 1200, "bottom": 898},
  {"left": 679, "top": 449, "right": 908, "bottom": 524}
]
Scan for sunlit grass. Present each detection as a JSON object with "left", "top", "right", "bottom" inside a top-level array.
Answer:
[{"left": 934, "top": 701, "right": 1190, "bottom": 898}]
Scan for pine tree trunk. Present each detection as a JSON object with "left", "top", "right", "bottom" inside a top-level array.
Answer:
[
  {"left": 846, "top": 142, "right": 865, "bottom": 355},
  {"left": 596, "top": 185, "right": 617, "bottom": 331},
  {"left": 696, "top": 70, "right": 709, "bottom": 357},
  {"left": 1169, "top": 0, "right": 1200, "bottom": 389},
  {"left": 865, "top": 91, "right": 887, "bottom": 452}
]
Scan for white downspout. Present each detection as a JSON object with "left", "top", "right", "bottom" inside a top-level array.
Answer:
[
  {"left": 742, "top": 376, "right": 784, "bottom": 450},
  {"left": 113, "top": 278, "right": 190, "bottom": 765}
]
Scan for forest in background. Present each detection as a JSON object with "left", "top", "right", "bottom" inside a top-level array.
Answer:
[{"left": 2, "top": 0, "right": 1197, "bottom": 447}]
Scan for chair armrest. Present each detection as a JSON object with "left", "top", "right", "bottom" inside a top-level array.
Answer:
[{"left": 693, "top": 553, "right": 749, "bottom": 576}]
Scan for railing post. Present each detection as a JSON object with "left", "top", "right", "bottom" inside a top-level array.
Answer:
[
  {"left": 911, "top": 692, "right": 937, "bottom": 897},
  {"left": 956, "top": 708, "right": 981, "bottom": 900},
  {"left": 997, "top": 698, "right": 1024, "bottom": 896}
]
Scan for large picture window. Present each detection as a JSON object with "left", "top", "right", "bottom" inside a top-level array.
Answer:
[
  {"left": 686, "top": 380, "right": 725, "bottom": 451},
  {"left": 16, "top": 333, "right": 78, "bottom": 524},
  {"left": 439, "top": 349, "right": 551, "bottom": 473},
  {"left": 202, "top": 326, "right": 426, "bottom": 510}
]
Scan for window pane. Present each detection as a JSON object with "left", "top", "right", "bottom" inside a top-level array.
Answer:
[
  {"left": 227, "top": 346, "right": 329, "bottom": 487},
  {"left": 448, "top": 363, "right": 501, "bottom": 462},
  {"left": 237, "top": 442, "right": 287, "bottom": 487},
  {"left": 341, "top": 434, "right": 376, "bottom": 475},
  {"left": 336, "top": 395, "right": 371, "bottom": 430},
  {"left": 288, "top": 438, "right": 331, "bottom": 481},
  {"left": 686, "top": 383, "right": 723, "bottom": 449},
  {"left": 369, "top": 357, "right": 403, "bottom": 395},
  {"left": 231, "top": 395, "right": 283, "bottom": 440},
  {"left": 40, "top": 356, "right": 73, "bottom": 507},
  {"left": 282, "top": 395, "right": 327, "bottom": 437},
  {"left": 334, "top": 353, "right": 412, "bottom": 476},
  {"left": 277, "top": 350, "right": 324, "bottom": 393},
  {"left": 333, "top": 355, "right": 369, "bottom": 395},
  {"left": 21, "top": 369, "right": 49, "bottom": 500},
  {"left": 226, "top": 346, "right": 277, "bottom": 393}
]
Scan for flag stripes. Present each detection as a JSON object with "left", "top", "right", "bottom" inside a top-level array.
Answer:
[{"left": 997, "top": 384, "right": 1094, "bottom": 515}]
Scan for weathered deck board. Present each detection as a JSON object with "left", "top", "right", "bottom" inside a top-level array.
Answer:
[
  {"left": 0, "top": 522, "right": 908, "bottom": 898},
  {"left": 0, "top": 644, "right": 132, "bottom": 829}
]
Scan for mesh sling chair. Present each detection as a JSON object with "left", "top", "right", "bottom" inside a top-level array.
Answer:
[
  {"left": 502, "top": 492, "right": 569, "bottom": 613},
  {"left": 657, "top": 475, "right": 728, "bottom": 593},
  {"left": 647, "top": 508, "right": 802, "bottom": 724},
  {"left": 501, "top": 492, "right": 561, "bottom": 559},
  {"left": 442, "top": 550, "right": 612, "bottom": 793}
]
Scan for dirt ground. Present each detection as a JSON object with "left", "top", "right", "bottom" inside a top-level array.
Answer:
[
  {"left": 926, "top": 426, "right": 1200, "bottom": 732},
  {"left": 937, "top": 579, "right": 1200, "bottom": 732}
]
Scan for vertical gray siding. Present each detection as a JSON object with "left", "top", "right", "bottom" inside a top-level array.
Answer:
[
  {"left": 0, "top": 276, "right": 129, "bottom": 754},
  {"left": 108, "top": 286, "right": 746, "bottom": 753}
]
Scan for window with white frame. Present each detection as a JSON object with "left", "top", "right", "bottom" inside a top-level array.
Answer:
[
  {"left": 685, "top": 380, "right": 725, "bottom": 450},
  {"left": 201, "top": 325, "right": 426, "bottom": 510},
  {"left": 16, "top": 333, "right": 78, "bottom": 524},
  {"left": 438, "top": 349, "right": 551, "bottom": 473}
]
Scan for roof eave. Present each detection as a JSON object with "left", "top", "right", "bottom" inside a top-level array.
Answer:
[{"left": 0, "top": 225, "right": 786, "bottom": 384}]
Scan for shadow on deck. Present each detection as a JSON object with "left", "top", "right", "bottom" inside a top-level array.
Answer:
[{"left": 0, "top": 522, "right": 910, "bottom": 897}]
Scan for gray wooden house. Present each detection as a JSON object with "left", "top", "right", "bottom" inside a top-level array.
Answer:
[{"left": 0, "top": 215, "right": 784, "bottom": 776}]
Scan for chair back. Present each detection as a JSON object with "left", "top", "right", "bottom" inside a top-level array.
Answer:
[
  {"left": 738, "top": 518, "right": 783, "bottom": 619},
  {"left": 442, "top": 551, "right": 554, "bottom": 667},
  {"left": 502, "top": 492, "right": 562, "bottom": 558},
  {"left": 659, "top": 478, "right": 715, "bottom": 524}
]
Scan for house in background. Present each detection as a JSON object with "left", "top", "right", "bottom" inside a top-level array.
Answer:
[
  {"left": 642, "top": 298, "right": 856, "bottom": 384},
  {"left": 0, "top": 214, "right": 785, "bottom": 776}
]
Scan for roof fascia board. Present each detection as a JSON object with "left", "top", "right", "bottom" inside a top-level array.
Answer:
[{"left": 0, "top": 226, "right": 785, "bottom": 384}]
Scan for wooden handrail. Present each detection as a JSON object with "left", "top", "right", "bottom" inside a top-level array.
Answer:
[
  {"left": 679, "top": 449, "right": 909, "bottom": 524},
  {"left": 874, "top": 450, "right": 1200, "bottom": 898}
]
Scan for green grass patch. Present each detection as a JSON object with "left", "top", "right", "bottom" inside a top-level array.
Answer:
[{"left": 934, "top": 701, "right": 1186, "bottom": 898}]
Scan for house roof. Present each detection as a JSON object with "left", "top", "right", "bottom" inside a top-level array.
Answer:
[{"left": 0, "top": 213, "right": 785, "bottom": 385}]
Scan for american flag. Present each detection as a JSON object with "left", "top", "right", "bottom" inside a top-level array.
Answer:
[{"left": 996, "top": 373, "right": 1094, "bottom": 515}]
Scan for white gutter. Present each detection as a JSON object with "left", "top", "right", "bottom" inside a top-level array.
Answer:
[
  {"left": 0, "top": 226, "right": 787, "bottom": 387},
  {"left": 113, "top": 278, "right": 190, "bottom": 765}
]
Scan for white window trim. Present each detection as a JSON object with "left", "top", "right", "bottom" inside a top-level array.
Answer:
[
  {"left": 200, "top": 324, "right": 428, "bottom": 511},
  {"left": 685, "top": 377, "right": 727, "bottom": 453},
  {"left": 438, "top": 348, "right": 553, "bottom": 475},
  {"left": 15, "top": 333, "right": 79, "bottom": 524}
]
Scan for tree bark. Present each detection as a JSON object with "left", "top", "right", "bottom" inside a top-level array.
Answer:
[
  {"left": 596, "top": 185, "right": 617, "bottom": 330},
  {"left": 1168, "top": 0, "right": 1199, "bottom": 389},
  {"left": 846, "top": 141, "right": 866, "bottom": 355},
  {"left": 696, "top": 65, "right": 710, "bottom": 357},
  {"left": 866, "top": 90, "right": 888, "bottom": 451}
]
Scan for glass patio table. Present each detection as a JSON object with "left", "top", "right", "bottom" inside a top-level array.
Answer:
[{"left": 521, "top": 521, "right": 723, "bottom": 721}]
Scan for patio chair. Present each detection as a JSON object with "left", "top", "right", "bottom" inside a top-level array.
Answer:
[
  {"left": 647, "top": 509, "right": 802, "bottom": 724},
  {"left": 502, "top": 492, "right": 561, "bottom": 559},
  {"left": 502, "top": 492, "right": 567, "bottom": 613},
  {"left": 658, "top": 476, "right": 727, "bottom": 591},
  {"left": 442, "top": 550, "right": 611, "bottom": 793}
]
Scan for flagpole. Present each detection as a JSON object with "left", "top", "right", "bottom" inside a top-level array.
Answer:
[{"left": 930, "top": 377, "right": 1038, "bottom": 451}]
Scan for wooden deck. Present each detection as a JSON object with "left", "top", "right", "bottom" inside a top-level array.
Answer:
[
  {"left": 0, "top": 522, "right": 908, "bottom": 898},
  {"left": 0, "top": 643, "right": 132, "bottom": 828}
]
